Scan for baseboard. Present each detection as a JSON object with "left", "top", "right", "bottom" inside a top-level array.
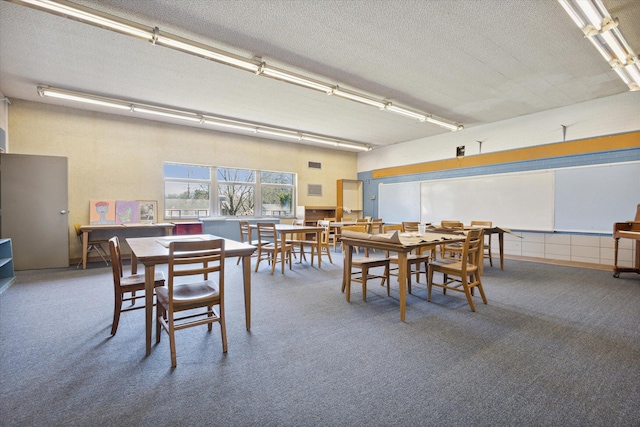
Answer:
[{"left": 503, "top": 255, "right": 613, "bottom": 271}]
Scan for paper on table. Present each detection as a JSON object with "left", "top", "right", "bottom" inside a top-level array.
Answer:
[{"left": 156, "top": 235, "right": 207, "bottom": 247}]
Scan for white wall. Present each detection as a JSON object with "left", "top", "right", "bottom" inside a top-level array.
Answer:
[{"left": 358, "top": 91, "right": 640, "bottom": 172}]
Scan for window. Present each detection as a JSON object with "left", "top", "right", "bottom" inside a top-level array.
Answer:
[{"left": 163, "top": 163, "right": 296, "bottom": 219}]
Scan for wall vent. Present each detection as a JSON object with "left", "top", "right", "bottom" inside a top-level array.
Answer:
[
  {"left": 307, "top": 184, "right": 322, "bottom": 197},
  {"left": 308, "top": 161, "right": 322, "bottom": 169}
]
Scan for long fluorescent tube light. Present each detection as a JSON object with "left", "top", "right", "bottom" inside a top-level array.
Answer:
[
  {"left": 37, "top": 86, "right": 131, "bottom": 110},
  {"left": 385, "top": 104, "right": 427, "bottom": 121},
  {"left": 132, "top": 106, "right": 201, "bottom": 122},
  {"left": 12, "top": 0, "right": 154, "bottom": 40},
  {"left": 37, "top": 85, "right": 370, "bottom": 151},
  {"left": 154, "top": 33, "right": 261, "bottom": 72},
  {"left": 330, "top": 87, "right": 387, "bottom": 109},
  {"left": 425, "top": 116, "right": 463, "bottom": 132},
  {"left": 259, "top": 65, "right": 334, "bottom": 93},
  {"left": 558, "top": 0, "right": 640, "bottom": 91},
  {"left": 256, "top": 129, "right": 301, "bottom": 140}
]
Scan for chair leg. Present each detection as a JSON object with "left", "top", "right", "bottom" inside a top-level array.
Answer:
[
  {"left": 168, "top": 313, "right": 177, "bottom": 368},
  {"left": 427, "top": 268, "right": 433, "bottom": 302},
  {"left": 219, "top": 306, "right": 228, "bottom": 353},
  {"left": 361, "top": 266, "right": 368, "bottom": 302},
  {"left": 462, "top": 278, "right": 476, "bottom": 312},
  {"left": 111, "top": 293, "right": 123, "bottom": 335}
]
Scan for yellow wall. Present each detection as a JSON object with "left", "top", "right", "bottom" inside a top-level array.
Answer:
[{"left": 7, "top": 99, "right": 358, "bottom": 259}]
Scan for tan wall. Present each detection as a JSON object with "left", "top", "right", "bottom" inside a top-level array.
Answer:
[{"left": 7, "top": 99, "right": 358, "bottom": 260}]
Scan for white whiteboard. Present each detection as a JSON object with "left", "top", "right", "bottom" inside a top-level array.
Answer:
[
  {"left": 554, "top": 162, "right": 640, "bottom": 233},
  {"left": 378, "top": 181, "right": 421, "bottom": 224},
  {"left": 419, "top": 171, "right": 555, "bottom": 231}
]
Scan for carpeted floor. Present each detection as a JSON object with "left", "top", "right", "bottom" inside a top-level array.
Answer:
[{"left": 1, "top": 253, "right": 639, "bottom": 427}]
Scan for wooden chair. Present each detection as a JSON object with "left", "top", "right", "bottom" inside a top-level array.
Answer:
[
  {"left": 370, "top": 218, "right": 384, "bottom": 234},
  {"left": 108, "top": 236, "right": 165, "bottom": 335},
  {"left": 75, "top": 224, "right": 109, "bottom": 267},
  {"left": 307, "top": 220, "right": 334, "bottom": 265},
  {"left": 156, "top": 238, "right": 227, "bottom": 368},
  {"left": 324, "top": 217, "right": 340, "bottom": 251},
  {"left": 470, "top": 220, "right": 493, "bottom": 266},
  {"left": 341, "top": 225, "right": 390, "bottom": 302},
  {"left": 383, "top": 224, "right": 429, "bottom": 295},
  {"left": 288, "top": 219, "right": 315, "bottom": 262},
  {"left": 402, "top": 221, "right": 420, "bottom": 233},
  {"left": 440, "top": 220, "right": 464, "bottom": 260},
  {"left": 236, "top": 220, "right": 263, "bottom": 265},
  {"left": 427, "top": 228, "right": 487, "bottom": 311},
  {"left": 254, "top": 222, "right": 293, "bottom": 274}
]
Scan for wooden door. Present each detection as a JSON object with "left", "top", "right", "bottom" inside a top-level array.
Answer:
[{"left": 0, "top": 153, "right": 69, "bottom": 269}]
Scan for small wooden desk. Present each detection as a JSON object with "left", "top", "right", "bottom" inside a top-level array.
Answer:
[
  {"left": 127, "top": 234, "right": 256, "bottom": 355},
  {"left": 250, "top": 224, "right": 324, "bottom": 273},
  {"left": 341, "top": 231, "right": 465, "bottom": 322},
  {"left": 79, "top": 223, "right": 174, "bottom": 269}
]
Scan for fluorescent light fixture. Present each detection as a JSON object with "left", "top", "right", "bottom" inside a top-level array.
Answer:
[
  {"left": 425, "top": 116, "right": 463, "bottom": 132},
  {"left": 13, "top": 0, "right": 154, "bottom": 40},
  {"left": 337, "top": 142, "right": 371, "bottom": 151},
  {"left": 256, "top": 128, "right": 301, "bottom": 140},
  {"left": 385, "top": 104, "right": 427, "bottom": 121},
  {"left": 37, "top": 85, "right": 371, "bottom": 151},
  {"left": 558, "top": 0, "right": 640, "bottom": 91},
  {"left": 38, "top": 85, "right": 131, "bottom": 110},
  {"left": 259, "top": 65, "right": 334, "bottom": 93},
  {"left": 14, "top": 0, "right": 463, "bottom": 130},
  {"left": 132, "top": 106, "right": 201, "bottom": 122},
  {"left": 331, "top": 87, "right": 387, "bottom": 109},
  {"left": 154, "top": 33, "right": 261, "bottom": 72},
  {"left": 202, "top": 118, "right": 257, "bottom": 133}
]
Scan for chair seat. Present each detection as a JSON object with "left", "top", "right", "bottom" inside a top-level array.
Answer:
[
  {"left": 156, "top": 280, "right": 219, "bottom": 308},
  {"left": 120, "top": 272, "right": 165, "bottom": 289},
  {"left": 430, "top": 259, "right": 479, "bottom": 274},
  {"left": 352, "top": 257, "right": 389, "bottom": 268}
]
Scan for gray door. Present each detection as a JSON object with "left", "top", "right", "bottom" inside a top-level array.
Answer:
[{"left": 0, "top": 153, "right": 69, "bottom": 270}]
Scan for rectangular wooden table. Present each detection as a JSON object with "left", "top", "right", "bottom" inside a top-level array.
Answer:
[
  {"left": 79, "top": 223, "right": 175, "bottom": 269},
  {"left": 250, "top": 223, "right": 325, "bottom": 272},
  {"left": 127, "top": 234, "right": 256, "bottom": 355},
  {"left": 340, "top": 230, "right": 466, "bottom": 322}
]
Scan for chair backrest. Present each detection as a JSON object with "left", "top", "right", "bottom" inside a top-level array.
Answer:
[
  {"left": 356, "top": 218, "right": 369, "bottom": 223},
  {"left": 402, "top": 221, "right": 420, "bottom": 232},
  {"left": 342, "top": 225, "right": 368, "bottom": 233},
  {"left": 74, "top": 224, "right": 83, "bottom": 243},
  {"left": 470, "top": 220, "right": 492, "bottom": 228},
  {"left": 238, "top": 221, "right": 251, "bottom": 243},
  {"left": 324, "top": 217, "right": 337, "bottom": 222},
  {"left": 383, "top": 224, "right": 403, "bottom": 233},
  {"left": 317, "top": 220, "right": 331, "bottom": 244},
  {"left": 109, "top": 236, "right": 124, "bottom": 282},
  {"left": 293, "top": 219, "right": 305, "bottom": 225},
  {"left": 441, "top": 220, "right": 463, "bottom": 229},
  {"left": 461, "top": 229, "right": 483, "bottom": 272},
  {"left": 168, "top": 239, "right": 225, "bottom": 300},
  {"left": 256, "top": 222, "right": 278, "bottom": 247}
]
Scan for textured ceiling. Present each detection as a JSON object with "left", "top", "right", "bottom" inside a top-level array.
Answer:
[{"left": 1, "top": 0, "right": 639, "bottom": 151}]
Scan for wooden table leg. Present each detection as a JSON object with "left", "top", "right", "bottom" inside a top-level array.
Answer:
[
  {"left": 242, "top": 254, "right": 252, "bottom": 330},
  {"left": 344, "top": 244, "right": 353, "bottom": 301},
  {"left": 130, "top": 252, "right": 138, "bottom": 275},
  {"left": 316, "top": 230, "right": 322, "bottom": 268},
  {"left": 280, "top": 233, "right": 287, "bottom": 273},
  {"left": 82, "top": 231, "right": 89, "bottom": 270},
  {"left": 499, "top": 231, "right": 504, "bottom": 270},
  {"left": 144, "top": 264, "right": 155, "bottom": 356},
  {"left": 397, "top": 252, "right": 408, "bottom": 322}
]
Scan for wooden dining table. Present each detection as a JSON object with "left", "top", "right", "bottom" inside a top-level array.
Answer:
[
  {"left": 249, "top": 223, "right": 325, "bottom": 272},
  {"left": 127, "top": 234, "right": 256, "bottom": 355},
  {"left": 340, "top": 230, "right": 466, "bottom": 322}
]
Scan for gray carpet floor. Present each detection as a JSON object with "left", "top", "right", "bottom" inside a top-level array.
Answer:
[{"left": 1, "top": 252, "right": 639, "bottom": 427}]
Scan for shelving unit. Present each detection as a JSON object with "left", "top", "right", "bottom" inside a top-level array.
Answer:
[
  {"left": 299, "top": 206, "right": 337, "bottom": 224},
  {"left": 337, "top": 179, "right": 363, "bottom": 221},
  {"left": 0, "top": 238, "right": 16, "bottom": 294}
]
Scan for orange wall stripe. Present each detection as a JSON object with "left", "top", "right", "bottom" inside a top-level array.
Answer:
[{"left": 372, "top": 131, "right": 640, "bottom": 179}]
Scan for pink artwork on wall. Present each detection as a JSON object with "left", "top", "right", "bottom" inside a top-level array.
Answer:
[
  {"left": 89, "top": 200, "right": 116, "bottom": 225},
  {"left": 115, "top": 200, "right": 140, "bottom": 224}
]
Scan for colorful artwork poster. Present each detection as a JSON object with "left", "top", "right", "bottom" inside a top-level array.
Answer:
[
  {"left": 89, "top": 200, "right": 116, "bottom": 225},
  {"left": 115, "top": 200, "right": 140, "bottom": 224}
]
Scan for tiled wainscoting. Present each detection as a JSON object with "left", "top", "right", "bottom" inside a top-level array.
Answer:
[{"left": 497, "top": 231, "right": 637, "bottom": 270}]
